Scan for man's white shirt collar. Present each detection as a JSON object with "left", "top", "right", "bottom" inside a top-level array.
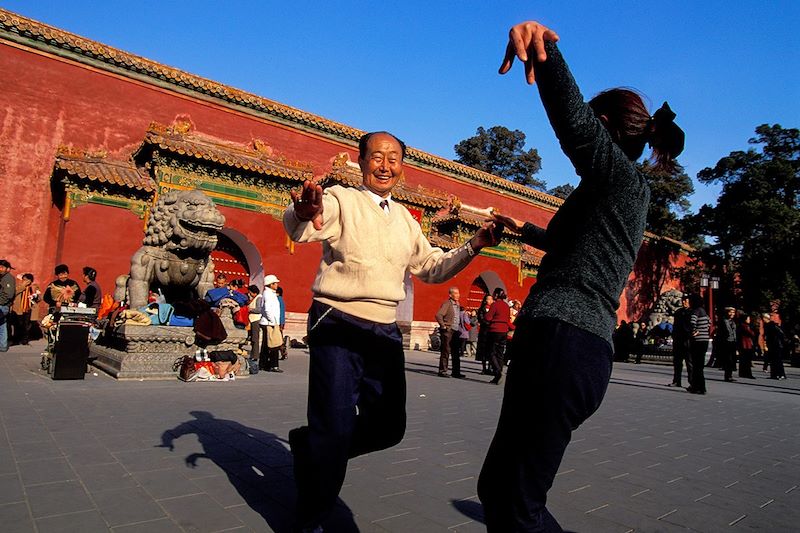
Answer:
[{"left": 361, "top": 187, "right": 392, "bottom": 209}]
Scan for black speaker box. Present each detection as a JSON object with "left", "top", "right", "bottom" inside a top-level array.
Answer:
[{"left": 52, "top": 322, "right": 90, "bottom": 380}]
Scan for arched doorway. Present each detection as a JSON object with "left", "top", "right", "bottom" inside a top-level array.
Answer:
[
  {"left": 466, "top": 271, "right": 507, "bottom": 309},
  {"left": 211, "top": 229, "right": 264, "bottom": 288}
]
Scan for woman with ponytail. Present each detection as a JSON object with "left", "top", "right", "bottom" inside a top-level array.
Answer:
[{"left": 479, "top": 20, "right": 685, "bottom": 532}]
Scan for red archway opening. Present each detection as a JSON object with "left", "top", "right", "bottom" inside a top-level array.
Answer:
[
  {"left": 467, "top": 276, "right": 489, "bottom": 310},
  {"left": 212, "top": 232, "right": 250, "bottom": 284}
]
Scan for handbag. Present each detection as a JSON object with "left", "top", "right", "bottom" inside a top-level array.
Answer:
[
  {"left": 174, "top": 355, "right": 196, "bottom": 381},
  {"left": 266, "top": 324, "right": 284, "bottom": 349}
]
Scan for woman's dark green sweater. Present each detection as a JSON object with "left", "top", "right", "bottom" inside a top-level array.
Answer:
[{"left": 518, "top": 42, "right": 650, "bottom": 346}]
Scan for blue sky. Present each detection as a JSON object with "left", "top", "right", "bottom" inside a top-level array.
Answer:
[{"left": 3, "top": 1, "right": 798, "bottom": 212}]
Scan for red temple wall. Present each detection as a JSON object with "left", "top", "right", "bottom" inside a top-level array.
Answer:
[
  {"left": 1, "top": 41, "right": 556, "bottom": 291},
  {"left": 53, "top": 204, "right": 145, "bottom": 295},
  {"left": 0, "top": 37, "right": 684, "bottom": 323}
]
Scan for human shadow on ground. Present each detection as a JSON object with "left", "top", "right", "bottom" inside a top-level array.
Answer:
[{"left": 158, "top": 411, "right": 359, "bottom": 532}]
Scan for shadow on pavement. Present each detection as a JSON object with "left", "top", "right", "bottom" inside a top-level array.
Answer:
[{"left": 158, "top": 410, "right": 358, "bottom": 532}]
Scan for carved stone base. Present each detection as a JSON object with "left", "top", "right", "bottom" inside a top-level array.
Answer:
[{"left": 91, "top": 317, "right": 249, "bottom": 380}]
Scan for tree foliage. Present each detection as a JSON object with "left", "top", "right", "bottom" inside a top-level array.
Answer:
[
  {"left": 690, "top": 124, "right": 800, "bottom": 328},
  {"left": 454, "top": 126, "right": 545, "bottom": 189},
  {"left": 547, "top": 183, "right": 575, "bottom": 200},
  {"left": 638, "top": 161, "right": 695, "bottom": 241}
]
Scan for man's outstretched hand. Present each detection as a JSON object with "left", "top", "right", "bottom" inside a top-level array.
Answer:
[
  {"left": 499, "top": 21, "right": 560, "bottom": 85},
  {"left": 290, "top": 180, "right": 324, "bottom": 230}
]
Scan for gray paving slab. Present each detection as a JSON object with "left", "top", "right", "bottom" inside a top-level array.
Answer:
[
  {"left": 0, "top": 501, "right": 36, "bottom": 533},
  {"left": 91, "top": 486, "right": 168, "bottom": 527},
  {"left": 0, "top": 340, "right": 799, "bottom": 531},
  {"left": 0, "top": 472, "right": 24, "bottom": 505}
]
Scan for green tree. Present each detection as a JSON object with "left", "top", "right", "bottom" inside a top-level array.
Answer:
[
  {"left": 638, "top": 162, "right": 695, "bottom": 241},
  {"left": 692, "top": 124, "right": 800, "bottom": 327},
  {"left": 548, "top": 183, "right": 575, "bottom": 199},
  {"left": 454, "top": 126, "right": 544, "bottom": 189}
]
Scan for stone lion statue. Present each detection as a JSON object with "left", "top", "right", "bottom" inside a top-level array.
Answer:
[
  {"left": 648, "top": 288, "right": 684, "bottom": 328},
  {"left": 115, "top": 190, "right": 225, "bottom": 308}
]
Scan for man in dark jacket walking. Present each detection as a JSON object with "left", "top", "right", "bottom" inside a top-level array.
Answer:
[
  {"left": 669, "top": 295, "right": 693, "bottom": 387},
  {"left": 762, "top": 314, "right": 787, "bottom": 380}
]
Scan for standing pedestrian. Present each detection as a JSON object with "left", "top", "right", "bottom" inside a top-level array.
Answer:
[
  {"left": 276, "top": 286, "right": 288, "bottom": 360},
  {"left": 246, "top": 285, "right": 262, "bottom": 369},
  {"left": 466, "top": 309, "right": 479, "bottom": 358},
  {"left": 0, "top": 259, "right": 16, "bottom": 352},
  {"left": 670, "top": 295, "right": 694, "bottom": 387},
  {"left": 476, "top": 294, "right": 495, "bottom": 375},
  {"left": 762, "top": 313, "right": 787, "bottom": 380},
  {"left": 259, "top": 275, "right": 283, "bottom": 373},
  {"left": 10, "top": 273, "right": 36, "bottom": 346},
  {"left": 687, "top": 295, "right": 710, "bottom": 394},
  {"left": 435, "top": 287, "right": 464, "bottom": 378},
  {"left": 720, "top": 307, "right": 738, "bottom": 382},
  {"left": 634, "top": 321, "right": 648, "bottom": 364},
  {"left": 737, "top": 314, "right": 756, "bottom": 379},
  {"left": 484, "top": 288, "right": 511, "bottom": 385}
]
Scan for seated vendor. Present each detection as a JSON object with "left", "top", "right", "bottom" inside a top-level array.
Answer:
[
  {"left": 204, "top": 278, "right": 249, "bottom": 308},
  {"left": 43, "top": 264, "right": 81, "bottom": 311}
]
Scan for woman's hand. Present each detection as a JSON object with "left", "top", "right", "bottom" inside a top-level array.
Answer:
[
  {"left": 499, "top": 21, "right": 560, "bottom": 85},
  {"left": 290, "top": 180, "right": 324, "bottom": 230},
  {"left": 469, "top": 221, "right": 504, "bottom": 253},
  {"left": 492, "top": 213, "right": 525, "bottom": 234}
]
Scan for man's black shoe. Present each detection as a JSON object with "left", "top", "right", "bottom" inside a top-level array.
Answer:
[{"left": 452, "top": 373, "right": 466, "bottom": 379}]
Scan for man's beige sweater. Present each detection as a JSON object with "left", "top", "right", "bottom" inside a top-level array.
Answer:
[{"left": 283, "top": 185, "right": 473, "bottom": 324}]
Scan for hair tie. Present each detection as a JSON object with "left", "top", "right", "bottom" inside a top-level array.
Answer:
[{"left": 649, "top": 101, "right": 685, "bottom": 157}]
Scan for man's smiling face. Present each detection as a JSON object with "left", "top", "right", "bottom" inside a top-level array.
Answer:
[{"left": 359, "top": 133, "right": 403, "bottom": 198}]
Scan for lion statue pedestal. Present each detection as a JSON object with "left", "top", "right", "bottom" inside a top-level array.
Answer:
[
  {"left": 91, "top": 316, "right": 248, "bottom": 380},
  {"left": 92, "top": 190, "right": 249, "bottom": 379}
]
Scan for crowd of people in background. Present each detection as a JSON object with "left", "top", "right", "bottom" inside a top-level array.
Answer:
[
  {"left": 435, "top": 286, "right": 523, "bottom": 385},
  {"left": 0, "top": 257, "right": 298, "bottom": 383},
  {"left": 203, "top": 272, "right": 288, "bottom": 377},
  {"left": 0, "top": 260, "right": 104, "bottom": 352},
  {"left": 610, "top": 293, "right": 796, "bottom": 396}
]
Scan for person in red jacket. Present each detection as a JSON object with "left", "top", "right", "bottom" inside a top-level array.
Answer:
[{"left": 484, "top": 288, "right": 513, "bottom": 384}]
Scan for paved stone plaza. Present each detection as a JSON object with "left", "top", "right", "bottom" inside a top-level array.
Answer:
[{"left": 0, "top": 341, "right": 798, "bottom": 532}]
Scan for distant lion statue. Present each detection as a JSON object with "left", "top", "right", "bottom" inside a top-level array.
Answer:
[
  {"left": 115, "top": 189, "right": 225, "bottom": 308},
  {"left": 648, "top": 288, "right": 684, "bottom": 329}
]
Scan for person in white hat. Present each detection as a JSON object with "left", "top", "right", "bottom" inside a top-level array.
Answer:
[{"left": 259, "top": 274, "right": 283, "bottom": 372}]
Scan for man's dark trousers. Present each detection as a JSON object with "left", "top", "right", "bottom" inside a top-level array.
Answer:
[
  {"left": 449, "top": 330, "right": 463, "bottom": 376},
  {"left": 672, "top": 339, "right": 692, "bottom": 387},
  {"left": 720, "top": 340, "right": 737, "bottom": 380},
  {"left": 439, "top": 328, "right": 451, "bottom": 374},
  {"left": 689, "top": 340, "right": 708, "bottom": 393},
  {"left": 293, "top": 301, "right": 406, "bottom": 528},
  {"left": 478, "top": 318, "right": 612, "bottom": 532}
]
